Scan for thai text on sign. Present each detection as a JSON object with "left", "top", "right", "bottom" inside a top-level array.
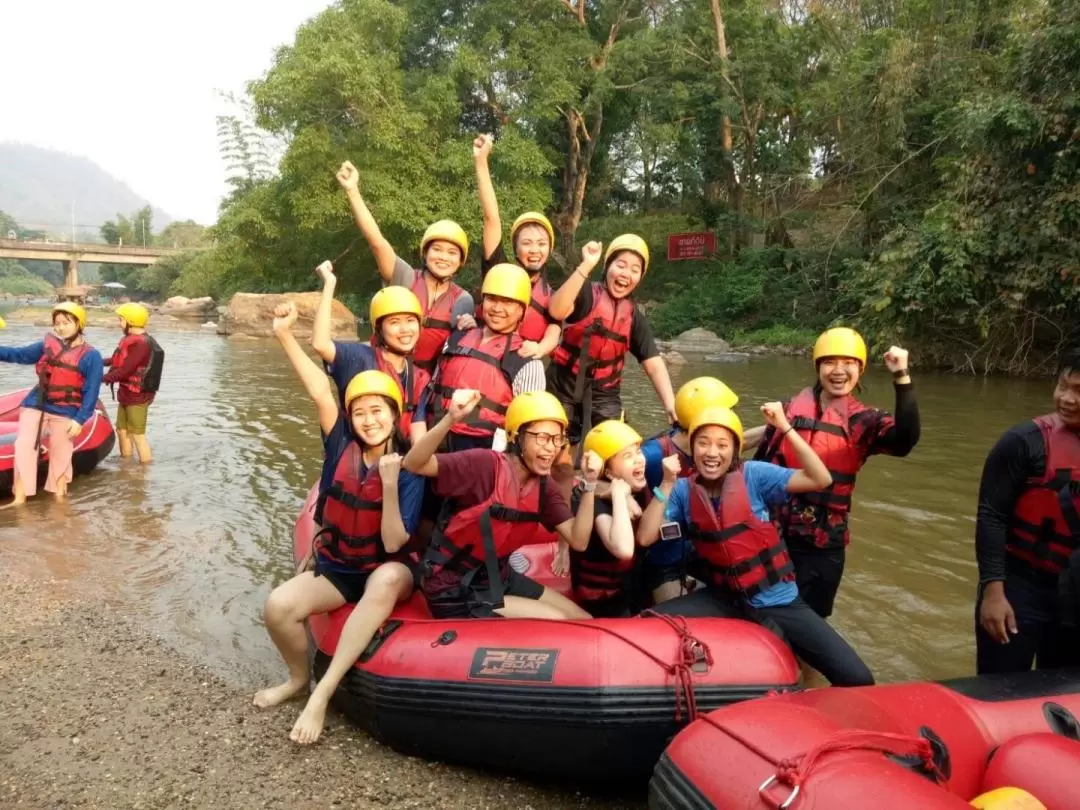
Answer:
[{"left": 667, "top": 232, "right": 716, "bottom": 261}]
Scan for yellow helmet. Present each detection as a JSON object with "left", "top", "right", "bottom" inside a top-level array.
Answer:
[
  {"left": 481, "top": 263, "right": 532, "bottom": 308},
  {"left": 688, "top": 406, "right": 744, "bottom": 447},
  {"left": 511, "top": 212, "right": 555, "bottom": 250},
  {"left": 813, "top": 327, "right": 867, "bottom": 366},
  {"left": 52, "top": 301, "right": 87, "bottom": 329},
  {"left": 115, "top": 302, "right": 150, "bottom": 329},
  {"left": 604, "top": 234, "right": 650, "bottom": 274},
  {"left": 583, "top": 420, "right": 643, "bottom": 464},
  {"left": 344, "top": 370, "right": 403, "bottom": 414},
  {"left": 420, "top": 219, "right": 469, "bottom": 265},
  {"left": 504, "top": 391, "right": 568, "bottom": 441},
  {"left": 369, "top": 286, "right": 422, "bottom": 327},
  {"left": 969, "top": 787, "right": 1046, "bottom": 809},
  {"left": 674, "top": 377, "right": 739, "bottom": 430}
]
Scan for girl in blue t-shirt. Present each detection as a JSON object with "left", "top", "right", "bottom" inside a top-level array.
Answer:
[
  {"left": 637, "top": 403, "right": 874, "bottom": 687},
  {"left": 254, "top": 302, "right": 424, "bottom": 745}
]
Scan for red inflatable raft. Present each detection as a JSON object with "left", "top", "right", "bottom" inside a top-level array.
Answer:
[
  {"left": 294, "top": 484, "right": 800, "bottom": 783},
  {"left": 650, "top": 668, "right": 1080, "bottom": 809},
  {"left": 0, "top": 387, "right": 115, "bottom": 495}
]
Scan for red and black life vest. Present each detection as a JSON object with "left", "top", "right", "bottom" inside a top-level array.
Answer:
[
  {"left": 760, "top": 387, "right": 874, "bottom": 550},
  {"left": 649, "top": 429, "right": 693, "bottom": 476},
  {"left": 476, "top": 272, "right": 555, "bottom": 343},
  {"left": 570, "top": 486, "right": 648, "bottom": 602},
  {"left": 1006, "top": 413, "right": 1080, "bottom": 577},
  {"left": 410, "top": 269, "right": 466, "bottom": 373},
  {"left": 422, "top": 452, "right": 548, "bottom": 607},
  {"left": 35, "top": 334, "right": 89, "bottom": 408},
  {"left": 429, "top": 327, "right": 526, "bottom": 438},
  {"left": 686, "top": 470, "right": 795, "bottom": 599},
  {"left": 374, "top": 347, "right": 429, "bottom": 435},
  {"left": 109, "top": 333, "right": 151, "bottom": 398},
  {"left": 551, "top": 283, "right": 633, "bottom": 392},
  {"left": 314, "top": 441, "right": 399, "bottom": 572}
]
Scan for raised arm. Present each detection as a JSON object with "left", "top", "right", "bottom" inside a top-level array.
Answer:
[
  {"left": 272, "top": 302, "right": 338, "bottom": 435},
  {"left": 548, "top": 241, "right": 603, "bottom": 321},
  {"left": 569, "top": 450, "right": 603, "bottom": 552},
  {"left": 473, "top": 134, "right": 502, "bottom": 262},
  {"left": 760, "top": 402, "right": 832, "bottom": 492},
  {"left": 598, "top": 478, "right": 636, "bottom": 561},
  {"left": 377, "top": 454, "right": 410, "bottom": 554},
  {"left": 310, "top": 260, "right": 338, "bottom": 364},
  {"left": 335, "top": 161, "right": 397, "bottom": 283},
  {"left": 402, "top": 388, "right": 482, "bottom": 477},
  {"left": 637, "top": 455, "right": 681, "bottom": 548},
  {"left": 641, "top": 356, "right": 677, "bottom": 425},
  {"left": 742, "top": 425, "right": 767, "bottom": 452}
]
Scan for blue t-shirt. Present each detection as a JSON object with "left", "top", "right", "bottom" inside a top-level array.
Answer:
[
  {"left": 318, "top": 414, "right": 424, "bottom": 554},
  {"left": 327, "top": 343, "right": 422, "bottom": 424},
  {"left": 0, "top": 339, "right": 104, "bottom": 424},
  {"left": 661, "top": 460, "right": 799, "bottom": 608},
  {"left": 642, "top": 429, "right": 694, "bottom": 565}
]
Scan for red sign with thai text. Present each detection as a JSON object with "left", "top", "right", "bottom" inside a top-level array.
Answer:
[{"left": 667, "top": 232, "right": 716, "bottom": 261}]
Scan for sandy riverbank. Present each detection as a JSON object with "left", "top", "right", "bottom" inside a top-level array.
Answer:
[{"left": 0, "top": 565, "right": 638, "bottom": 810}]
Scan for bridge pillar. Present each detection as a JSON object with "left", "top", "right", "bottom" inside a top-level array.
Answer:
[{"left": 63, "top": 258, "right": 80, "bottom": 288}]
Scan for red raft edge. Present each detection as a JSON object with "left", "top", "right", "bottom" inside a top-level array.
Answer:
[
  {"left": 0, "top": 388, "right": 116, "bottom": 495},
  {"left": 650, "top": 669, "right": 1080, "bottom": 809},
  {"left": 292, "top": 483, "right": 801, "bottom": 784}
]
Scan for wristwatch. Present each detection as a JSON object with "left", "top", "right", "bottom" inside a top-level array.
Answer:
[{"left": 581, "top": 481, "right": 597, "bottom": 492}]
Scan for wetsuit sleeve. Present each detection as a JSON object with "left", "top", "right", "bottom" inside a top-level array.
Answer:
[
  {"left": 74, "top": 349, "right": 104, "bottom": 425},
  {"left": 396, "top": 471, "right": 425, "bottom": 536},
  {"left": 326, "top": 344, "right": 375, "bottom": 402},
  {"left": 389, "top": 257, "right": 415, "bottom": 288},
  {"left": 541, "top": 484, "right": 574, "bottom": 530},
  {"left": 865, "top": 381, "right": 920, "bottom": 457},
  {"left": 566, "top": 284, "right": 595, "bottom": 324},
  {"left": 628, "top": 306, "right": 660, "bottom": 362},
  {"left": 481, "top": 243, "right": 507, "bottom": 275},
  {"left": 433, "top": 449, "right": 497, "bottom": 502},
  {"left": 102, "top": 339, "right": 150, "bottom": 385},
  {"left": 512, "top": 359, "right": 547, "bottom": 394},
  {"left": 0, "top": 340, "right": 45, "bottom": 365},
  {"left": 662, "top": 478, "right": 690, "bottom": 528},
  {"left": 642, "top": 439, "right": 665, "bottom": 489},
  {"left": 975, "top": 423, "right": 1045, "bottom": 584}
]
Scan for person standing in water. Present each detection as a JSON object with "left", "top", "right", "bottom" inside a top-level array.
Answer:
[
  {"left": 974, "top": 347, "right": 1080, "bottom": 674},
  {"left": 0, "top": 302, "right": 103, "bottom": 506},
  {"left": 335, "top": 161, "right": 474, "bottom": 373},
  {"left": 103, "top": 302, "right": 162, "bottom": 463},
  {"left": 748, "top": 327, "right": 920, "bottom": 620},
  {"left": 472, "top": 133, "right": 561, "bottom": 358},
  {"left": 253, "top": 302, "right": 423, "bottom": 746}
]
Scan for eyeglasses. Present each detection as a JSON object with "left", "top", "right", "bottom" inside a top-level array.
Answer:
[{"left": 522, "top": 431, "right": 567, "bottom": 448}]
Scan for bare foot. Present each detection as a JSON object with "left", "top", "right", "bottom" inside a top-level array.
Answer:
[
  {"left": 252, "top": 678, "right": 308, "bottom": 708},
  {"left": 0, "top": 497, "right": 27, "bottom": 511},
  {"left": 289, "top": 694, "right": 330, "bottom": 744}
]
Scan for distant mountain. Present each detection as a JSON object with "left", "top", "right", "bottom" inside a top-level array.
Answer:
[{"left": 0, "top": 143, "right": 173, "bottom": 239}]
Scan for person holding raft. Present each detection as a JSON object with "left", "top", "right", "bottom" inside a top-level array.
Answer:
[
  {"left": 404, "top": 389, "right": 592, "bottom": 620},
  {"left": 335, "top": 160, "right": 474, "bottom": 373},
  {"left": 546, "top": 236, "right": 677, "bottom": 447},
  {"left": 569, "top": 421, "right": 652, "bottom": 618},
  {"left": 640, "top": 404, "right": 875, "bottom": 686},
  {"left": 472, "top": 133, "right": 561, "bottom": 358},
  {"left": 974, "top": 346, "right": 1080, "bottom": 674},
  {"left": 747, "top": 327, "right": 919, "bottom": 620},
  {"left": 0, "top": 302, "right": 103, "bottom": 506},
  {"left": 254, "top": 302, "right": 423, "bottom": 746},
  {"left": 310, "top": 260, "right": 428, "bottom": 441}
]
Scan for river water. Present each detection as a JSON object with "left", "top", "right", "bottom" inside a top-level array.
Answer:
[{"left": 0, "top": 322, "right": 1057, "bottom": 689}]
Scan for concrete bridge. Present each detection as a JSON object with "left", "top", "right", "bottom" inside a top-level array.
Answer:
[{"left": 0, "top": 239, "right": 184, "bottom": 301}]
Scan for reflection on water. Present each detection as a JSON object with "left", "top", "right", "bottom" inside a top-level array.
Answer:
[{"left": 0, "top": 322, "right": 1061, "bottom": 686}]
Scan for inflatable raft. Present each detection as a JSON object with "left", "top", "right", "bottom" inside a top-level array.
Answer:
[
  {"left": 294, "top": 485, "right": 800, "bottom": 783},
  {"left": 650, "top": 668, "right": 1080, "bottom": 809},
  {"left": 0, "top": 387, "right": 115, "bottom": 494}
]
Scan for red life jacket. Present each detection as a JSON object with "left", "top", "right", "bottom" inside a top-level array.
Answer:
[
  {"left": 410, "top": 269, "right": 466, "bottom": 373},
  {"left": 429, "top": 327, "right": 526, "bottom": 438},
  {"left": 374, "top": 348, "right": 429, "bottom": 435},
  {"left": 35, "top": 334, "right": 89, "bottom": 408},
  {"left": 314, "top": 441, "right": 400, "bottom": 572},
  {"left": 1006, "top": 413, "right": 1080, "bottom": 577},
  {"left": 422, "top": 452, "right": 548, "bottom": 606},
  {"left": 686, "top": 470, "right": 795, "bottom": 599},
  {"left": 109, "top": 333, "right": 151, "bottom": 398},
  {"left": 570, "top": 486, "right": 648, "bottom": 602},
  {"left": 474, "top": 272, "right": 555, "bottom": 343},
  {"left": 551, "top": 283, "right": 633, "bottom": 392},
  {"left": 649, "top": 429, "right": 693, "bottom": 477},
  {"left": 761, "top": 387, "right": 873, "bottom": 550}
]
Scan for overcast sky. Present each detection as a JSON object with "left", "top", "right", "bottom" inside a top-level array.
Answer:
[{"left": 0, "top": 0, "right": 331, "bottom": 226}]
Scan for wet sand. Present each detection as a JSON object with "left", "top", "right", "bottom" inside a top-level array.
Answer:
[{"left": 0, "top": 565, "right": 639, "bottom": 810}]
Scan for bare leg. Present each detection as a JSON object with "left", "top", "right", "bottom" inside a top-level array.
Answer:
[
  {"left": 495, "top": 591, "right": 592, "bottom": 620},
  {"left": 117, "top": 428, "right": 134, "bottom": 458},
  {"left": 652, "top": 579, "right": 689, "bottom": 605},
  {"left": 799, "top": 659, "right": 829, "bottom": 689},
  {"left": 253, "top": 572, "right": 345, "bottom": 708},
  {"left": 53, "top": 477, "right": 68, "bottom": 502},
  {"left": 290, "top": 563, "right": 413, "bottom": 744},
  {"left": 132, "top": 434, "right": 152, "bottom": 463},
  {"left": 0, "top": 476, "right": 27, "bottom": 510},
  {"left": 538, "top": 586, "right": 592, "bottom": 619}
]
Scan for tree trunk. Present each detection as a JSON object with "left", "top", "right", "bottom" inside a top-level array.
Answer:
[
  {"left": 710, "top": 0, "right": 744, "bottom": 252},
  {"left": 554, "top": 105, "right": 604, "bottom": 264}
]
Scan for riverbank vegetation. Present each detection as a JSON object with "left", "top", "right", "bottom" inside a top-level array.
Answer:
[{"left": 163, "top": 0, "right": 1074, "bottom": 374}]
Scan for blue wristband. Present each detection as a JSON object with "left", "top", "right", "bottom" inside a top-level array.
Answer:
[{"left": 652, "top": 486, "right": 668, "bottom": 504}]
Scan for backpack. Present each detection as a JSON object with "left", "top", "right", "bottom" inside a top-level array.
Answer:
[{"left": 141, "top": 335, "right": 165, "bottom": 393}]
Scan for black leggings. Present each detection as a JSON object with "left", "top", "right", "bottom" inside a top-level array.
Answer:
[
  {"left": 975, "top": 573, "right": 1080, "bottom": 675},
  {"left": 650, "top": 587, "right": 874, "bottom": 687}
]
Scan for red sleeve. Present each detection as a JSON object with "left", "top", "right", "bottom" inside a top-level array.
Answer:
[
  {"left": 433, "top": 449, "right": 497, "bottom": 505},
  {"left": 102, "top": 340, "right": 151, "bottom": 384},
  {"left": 541, "top": 484, "right": 573, "bottom": 530}
]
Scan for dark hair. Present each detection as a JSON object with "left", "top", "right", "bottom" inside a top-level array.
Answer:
[{"left": 1059, "top": 347, "right": 1080, "bottom": 377}]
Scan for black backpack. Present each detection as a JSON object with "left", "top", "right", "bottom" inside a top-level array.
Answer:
[{"left": 141, "top": 335, "right": 165, "bottom": 393}]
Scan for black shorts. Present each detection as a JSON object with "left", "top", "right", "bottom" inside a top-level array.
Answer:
[
  {"left": 641, "top": 560, "right": 688, "bottom": 594},
  {"left": 314, "top": 554, "right": 417, "bottom": 604},
  {"left": 546, "top": 365, "right": 623, "bottom": 445},
  {"left": 423, "top": 566, "right": 545, "bottom": 619},
  {"left": 789, "top": 546, "right": 846, "bottom": 619},
  {"left": 578, "top": 592, "right": 632, "bottom": 619}
]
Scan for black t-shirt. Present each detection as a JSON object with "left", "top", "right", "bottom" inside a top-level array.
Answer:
[{"left": 564, "top": 283, "right": 659, "bottom": 362}]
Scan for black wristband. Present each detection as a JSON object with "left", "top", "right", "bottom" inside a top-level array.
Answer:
[
  {"left": 781, "top": 426, "right": 794, "bottom": 436},
  {"left": 892, "top": 368, "right": 910, "bottom": 380}
]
